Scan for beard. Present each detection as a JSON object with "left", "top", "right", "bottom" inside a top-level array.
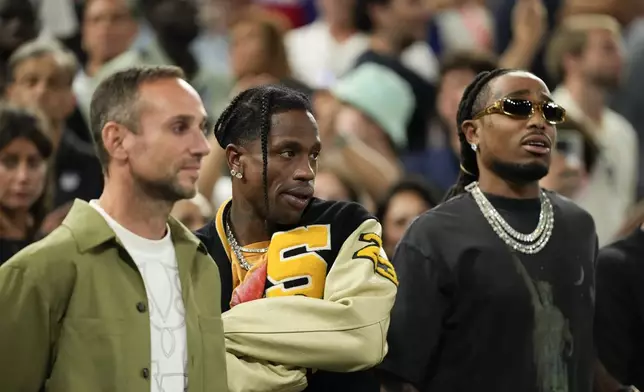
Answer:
[
  {"left": 488, "top": 157, "right": 550, "bottom": 185},
  {"left": 133, "top": 171, "right": 196, "bottom": 203}
]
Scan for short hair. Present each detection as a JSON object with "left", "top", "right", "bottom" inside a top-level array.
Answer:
[
  {"left": 213, "top": 84, "right": 312, "bottom": 213},
  {"left": 545, "top": 14, "right": 621, "bottom": 83},
  {"left": 7, "top": 39, "right": 78, "bottom": 86},
  {"left": 444, "top": 68, "right": 515, "bottom": 200},
  {"left": 89, "top": 65, "right": 185, "bottom": 172},
  {"left": 439, "top": 50, "right": 499, "bottom": 80},
  {"left": 354, "top": 0, "right": 390, "bottom": 33}
]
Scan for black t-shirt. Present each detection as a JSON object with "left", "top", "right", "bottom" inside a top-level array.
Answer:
[
  {"left": 53, "top": 130, "right": 103, "bottom": 208},
  {"left": 354, "top": 50, "right": 436, "bottom": 152},
  {"left": 0, "top": 237, "right": 31, "bottom": 265},
  {"left": 595, "top": 228, "right": 644, "bottom": 390},
  {"left": 380, "top": 191, "right": 597, "bottom": 392}
]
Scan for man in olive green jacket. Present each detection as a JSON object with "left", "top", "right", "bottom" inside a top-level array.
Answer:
[{"left": 0, "top": 65, "right": 228, "bottom": 391}]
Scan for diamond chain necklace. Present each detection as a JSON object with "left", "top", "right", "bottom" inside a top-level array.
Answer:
[
  {"left": 465, "top": 182, "right": 554, "bottom": 254},
  {"left": 224, "top": 209, "right": 268, "bottom": 271}
]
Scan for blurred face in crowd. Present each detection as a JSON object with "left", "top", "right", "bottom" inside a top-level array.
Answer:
[
  {"left": 577, "top": 28, "right": 624, "bottom": 89},
  {"left": 464, "top": 71, "right": 558, "bottom": 184},
  {"left": 373, "top": 0, "right": 429, "bottom": 45},
  {"left": 0, "top": 137, "right": 47, "bottom": 211},
  {"left": 438, "top": 68, "right": 477, "bottom": 154},
  {"left": 382, "top": 190, "right": 431, "bottom": 256},
  {"left": 0, "top": 0, "right": 37, "bottom": 56},
  {"left": 314, "top": 170, "right": 353, "bottom": 201},
  {"left": 171, "top": 199, "right": 207, "bottom": 230},
  {"left": 82, "top": 0, "right": 138, "bottom": 64},
  {"left": 7, "top": 54, "right": 76, "bottom": 128},
  {"left": 318, "top": 0, "right": 356, "bottom": 27},
  {"left": 230, "top": 21, "right": 269, "bottom": 79},
  {"left": 108, "top": 78, "right": 211, "bottom": 201}
]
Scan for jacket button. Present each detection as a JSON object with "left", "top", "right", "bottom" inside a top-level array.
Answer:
[
  {"left": 141, "top": 367, "right": 150, "bottom": 379},
  {"left": 136, "top": 302, "right": 147, "bottom": 313}
]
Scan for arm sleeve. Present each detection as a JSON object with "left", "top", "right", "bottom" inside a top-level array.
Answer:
[
  {"left": 223, "top": 218, "right": 397, "bottom": 372},
  {"left": 594, "top": 246, "right": 637, "bottom": 383},
  {"left": 0, "top": 262, "right": 70, "bottom": 390},
  {"left": 378, "top": 240, "right": 451, "bottom": 389},
  {"left": 225, "top": 353, "right": 308, "bottom": 392}
]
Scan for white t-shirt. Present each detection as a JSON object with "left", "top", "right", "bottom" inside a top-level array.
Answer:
[{"left": 90, "top": 200, "right": 188, "bottom": 392}]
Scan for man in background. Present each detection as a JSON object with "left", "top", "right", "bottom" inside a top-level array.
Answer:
[{"left": 546, "top": 14, "right": 638, "bottom": 246}]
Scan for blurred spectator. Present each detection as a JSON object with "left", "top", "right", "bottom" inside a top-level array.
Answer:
[
  {"left": 375, "top": 177, "right": 440, "bottom": 257},
  {"left": 612, "top": 3, "right": 644, "bottom": 198},
  {"left": 0, "top": 104, "right": 52, "bottom": 264},
  {"left": 286, "top": 0, "right": 368, "bottom": 88},
  {"left": 539, "top": 116, "right": 599, "bottom": 198},
  {"left": 353, "top": 0, "right": 437, "bottom": 152},
  {"left": 492, "top": 0, "right": 557, "bottom": 85},
  {"left": 319, "top": 63, "right": 410, "bottom": 200},
  {"left": 313, "top": 167, "right": 360, "bottom": 202},
  {"left": 6, "top": 40, "right": 104, "bottom": 209},
  {"left": 171, "top": 193, "right": 214, "bottom": 231},
  {"left": 404, "top": 50, "right": 497, "bottom": 192},
  {"left": 73, "top": 0, "right": 140, "bottom": 124},
  {"left": 229, "top": 14, "right": 313, "bottom": 97},
  {"left": 140, "top": 0, "right": 233, "bottom": 116},
  {"left": 547, "top": 14, "right": 638, "bottom": 246},
  {"left": 0, "top": 0, "right": 39, "bottom": 91}
]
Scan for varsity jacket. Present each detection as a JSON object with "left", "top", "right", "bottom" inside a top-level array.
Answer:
[{"left": 196, "top": 198, "right": 398, "bottom": 392}]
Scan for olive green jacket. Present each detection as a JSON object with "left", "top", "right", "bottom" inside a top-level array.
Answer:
[{"left": 0, "top": 200, "right": 228, "bottom": 392}]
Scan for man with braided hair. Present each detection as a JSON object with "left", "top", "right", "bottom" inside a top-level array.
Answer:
[
  {"left": 378, "top": 69, "right": 599, "bottom": 392},
  {"left": 196, "top": 84, "right": 398, "bottom": 392}
]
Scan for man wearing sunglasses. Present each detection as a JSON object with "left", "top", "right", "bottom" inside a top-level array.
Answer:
[{"left": 378, "top": 69, "right": 603, "bottom": 392}]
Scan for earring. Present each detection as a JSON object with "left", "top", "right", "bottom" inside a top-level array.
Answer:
[
  {"left": 471, "top": 143, "right": 478, "bottom": 152},
  {"left": 230, "top": 169, "right": 243, "bottom": 179}
]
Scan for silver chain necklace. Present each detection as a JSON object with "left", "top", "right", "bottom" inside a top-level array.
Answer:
[
  {"left": 465, "top": 182, "right": 554, "bottom": 254},
  {"left": 224, "top": 210, "right": 268, "bottom": 271}
]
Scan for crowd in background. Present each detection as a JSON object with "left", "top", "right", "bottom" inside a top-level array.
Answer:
[{"left": 1, "top": 0, "right": 644, "bottom": 286}]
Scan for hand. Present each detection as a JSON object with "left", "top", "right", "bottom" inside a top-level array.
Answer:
[
  {"left": 539, "top": 152, "right": 586, "bottom": 198},
  {"left": 511, "top": 0, "right": 547, "bottom": 46}
]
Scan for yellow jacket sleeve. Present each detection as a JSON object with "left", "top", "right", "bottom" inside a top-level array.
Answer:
[{"left": 223, "top": 218, "right": 398, "bottom": 372}]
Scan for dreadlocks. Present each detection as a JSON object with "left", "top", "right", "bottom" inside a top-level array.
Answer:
[
  {"left": 443, "top": 68, "right": 515, "bottom": 201},
  {"left": 213, "top": 84, "right": 312, "bottom": 216}
]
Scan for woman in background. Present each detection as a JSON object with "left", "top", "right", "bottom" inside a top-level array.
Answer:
[
  {"left": 0, "top": 105, "right": 52, "bottom": 264},
  {"left": 229, "top": 13, "right": 312, "bottom": 96},
  {"left": 376, "top": 177, "right": 441, "bottom": 257}
]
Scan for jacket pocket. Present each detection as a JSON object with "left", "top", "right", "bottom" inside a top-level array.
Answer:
[
  {"left": 47, "top": 318, "right": 124, "bottom": 392},
  {"left": 198, "top": 315, "right": 228, "bottom": 391}
]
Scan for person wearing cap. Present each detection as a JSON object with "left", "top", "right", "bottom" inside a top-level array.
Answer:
[{"left": 315, "top": 62, "right": 414, "bottom": 201}]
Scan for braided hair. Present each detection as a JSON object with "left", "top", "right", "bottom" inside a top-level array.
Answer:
[
  {"left": 213, "top": 85, "right": 312, "bottom": 216},
  {"left": 443, "top": 68, "right": 515, "bottom": 200}
]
